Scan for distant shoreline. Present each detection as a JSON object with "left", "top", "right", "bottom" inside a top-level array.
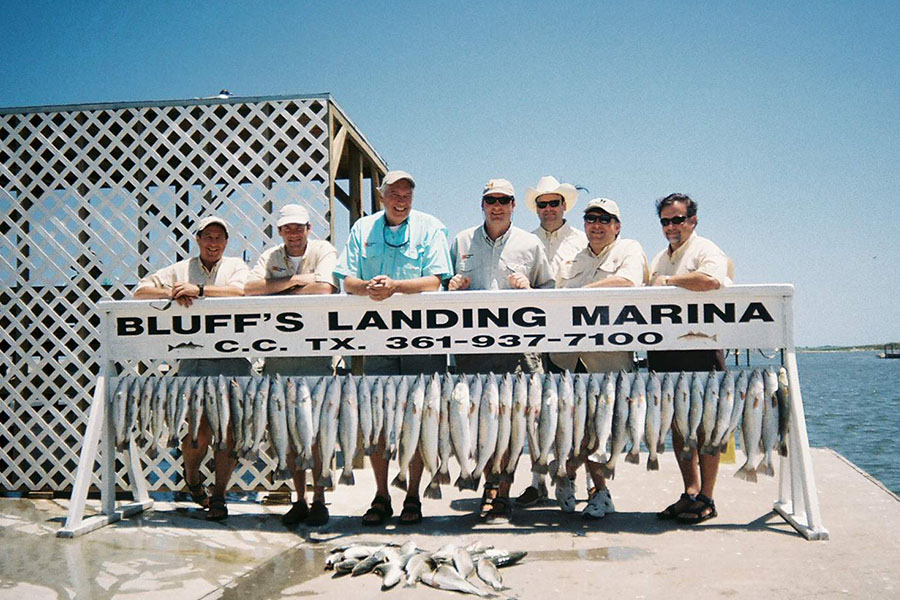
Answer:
[{"left": 798, "top": 347, "right": 885, "bottom": 354}]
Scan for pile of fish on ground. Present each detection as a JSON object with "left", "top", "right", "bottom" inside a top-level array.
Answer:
[
  {"left": 326, "top": 539, "right": 525, "bottom": 596},
  {"left": 108, "top": 366, "right": 791, "bottom": 490}
]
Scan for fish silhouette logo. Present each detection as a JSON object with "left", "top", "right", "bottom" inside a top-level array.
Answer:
[
  {"left": 677, "top": 331, "right": 718, "bottom": 342},
  {"left": 168, "top": 341, "right": 203, "bottom": 351}
]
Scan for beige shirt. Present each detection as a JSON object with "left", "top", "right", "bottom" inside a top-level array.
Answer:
[
  {"left": 532, "top": 222, "right": 588, "bottom": 279},
  {"left": 650, "top": 232, "right": 733, "bottom": 285},
  {"left": 556, "top": 238, "right": 649, "bottom": 289},
  {"left": 136, "top": 256, "right": 249, "bottom": 291},
  {"left": 248, "top": 240, "right": 339, "bottom": 289},
  {"left": 551, "top": 238, "right": 648, "bottom": 374},
  {"left": 451, "top": 224, "right": 554, "bottom": 290}
]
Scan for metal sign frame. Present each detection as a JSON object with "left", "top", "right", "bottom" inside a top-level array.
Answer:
[{"left": 59, "top": 284, "right": 828, "bottom": 540}]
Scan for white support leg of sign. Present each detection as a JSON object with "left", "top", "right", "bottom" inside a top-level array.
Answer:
[
  {"left": 58, "top": 361, "right": 109, "bottom": 538},
  {"left": 773, "top": 349, "right": 828, "bottom": 540}
]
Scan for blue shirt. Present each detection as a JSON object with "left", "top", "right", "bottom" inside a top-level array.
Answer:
[{"left": 334, "top": 209, "right": 453, "bottom": 282}]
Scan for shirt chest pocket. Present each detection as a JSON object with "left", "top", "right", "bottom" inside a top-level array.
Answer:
[
  {"left": 396, "top": 245, "right": 426, "bottom": 279},
  {"left": 457, "top": 252, "right": 482, "bottom": 275},
  {"left": 595, "top": 256, "right": 622, "bottom": 277}
]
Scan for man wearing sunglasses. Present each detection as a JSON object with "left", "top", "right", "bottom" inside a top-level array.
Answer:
[
  {"left": 245, "top": 204, "right": 339, "bottom": 527},
  {"left": 448, "top": 178, "right": 553, "bottom": 523},
  {"left": 133, "top": 216, "right": 251, "bottom": 521},
  {"left": 335, "top": 170, "right": 453, "bottom": 527},
  {"left": 648, "top": 193, "right": 733, "bottom": 525},
  {"left": 516, "top": 176, "right": 588, "bottom": 507},
  {"left": 548, "top": 198, "right": 649, "bottom": 517}
]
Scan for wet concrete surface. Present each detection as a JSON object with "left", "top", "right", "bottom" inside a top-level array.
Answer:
[{"left": 1, "top": 448, "right": 898, "bottom": 599}]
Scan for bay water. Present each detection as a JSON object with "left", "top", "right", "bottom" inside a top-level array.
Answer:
[{"left": 796, "top": 350, "right": 900, "bottom": 496}]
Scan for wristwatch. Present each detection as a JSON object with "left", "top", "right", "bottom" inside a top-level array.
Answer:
[{"left": 198, "top": 284, "right": 205, "bottom": 297}]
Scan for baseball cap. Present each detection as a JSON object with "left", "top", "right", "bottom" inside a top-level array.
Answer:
[
  {"left": 482, "top": 178, "right": 515, "bottom": 198},
  {"left": 584, "top": 198, "right": 621, "bottom": 220},
  {"left": 380, "top": 170, "right": 416, "bottom": 192},
  {"left": 195, "top": 216, "right": 229, "bottom": 236},
  {"left": 277, "top": 204, "right": 311, "bottom": 227}
]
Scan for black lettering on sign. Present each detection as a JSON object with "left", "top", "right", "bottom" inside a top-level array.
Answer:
[
  {"left": 330, "top": 338, "right": 354, "bottom": 350},
  {"left": 215, "top": 339, "right": 239, "bottom": 353},
  {"left": 608, "top": 332, "right": 633, "bottom": 345},
  {"left": 739, "top": 302, "right": 774, "bottom": 323},
  {"left": 478, "top": 308, "right": 508, "bottom": 328},
  {"left": 204, "top": 314, "right": 230, "bottom": 333},
  {"left": 234, "top": 313, "right": 262, "bottom": 333},
  {"left": 513, "top": 307, "right": 545, "bottom": 327},
  {"left": 308, "top": 338, "right": 326, "bottom": 351},
  {"left": 393, "top": 311, "right": 422, "bottom": 329},
  {"left": 687, "top": 304, "right": 699, "bottom": 324},
  {"left": 704, "top": 303, "right": 735, "bottom": 323},
  {"left": 328, "top": 311, "right": 352, "bottom": 331},
  {"left": 651, "top": 304, "right": 682, "bottom": 324},
  {"left": 275, "top": 312, "right": 304, "bottom": 332},
  {"left": 252, "top": 339, "right": 277, "bottom": 352},
  {"left": 148, "top": 317, "right": 171, "bottom": 335},
  {"left": 572, "top": 306, "right": 609, "bottom": 326},
  {"left": 613, "top": 305, "right": 647, "bottom": 326},
  {"left": 426, "top": 309, "right": 457, "bottom": 329},
  {"left": 173, "top": 315, "right": 201, "bottom": 335},
  {"left": 357, "top": 311, "right": 388, "bottom": 330},
  {"left": 637, "top": 331, "right": 663, "bottom": 345},
  {"left": 117, "top": 317, "right": 143, "bottom": 336}
]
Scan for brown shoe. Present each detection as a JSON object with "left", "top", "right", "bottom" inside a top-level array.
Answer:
[
  {"left": 281, "top": 501, "right": 309, "bottom": 526},
  {"left": 206, "top": 495, "right": 228, "bottom": 521}
]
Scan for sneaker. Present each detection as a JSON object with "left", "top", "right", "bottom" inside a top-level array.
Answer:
[
  {"left": 583, "top": 488, "right": 615, "bottom": 520},
  {"left": 516, "top": 486, "right": 541, "bottom": 507},
  {"left": 281, "top": 501, "right": 309, "bottom": 526},
  {"left": 555, "top": 478, "right": 576, "bottom": 513}
]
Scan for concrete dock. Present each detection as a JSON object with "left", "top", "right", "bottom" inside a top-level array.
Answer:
[{"left": 1, "top": 448, "right": 898, "bottom": 599}]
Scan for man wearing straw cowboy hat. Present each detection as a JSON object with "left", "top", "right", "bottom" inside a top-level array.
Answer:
[
  {"left": 515, "top": 176, "right": 588, "bottom": 508},
  {"left": 245, "top": 203, "right": 339, "bottom": 527},
  {"left": 133, "top": 215, "right": 251, "bottom": 521}
]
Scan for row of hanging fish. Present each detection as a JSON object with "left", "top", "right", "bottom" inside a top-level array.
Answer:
[
  {"left": 325, "top": 539, "right": 526, "bottom": 596},
  {"left": 108, "top": 366, "right": 792, "bottom": 491}
]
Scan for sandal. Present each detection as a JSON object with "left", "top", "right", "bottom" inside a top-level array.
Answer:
[
  {"left": 479, "top": 485, "right": 498, "bottom": 520},
  {"left": 676, "top": 493, "right": 717, "bottom": 524},
  {"left": 206, "top": 495, "right": 228, "bottom": 521},
  {"left": 362, "top": 495, "right": 393, "bottom": 526},
  {"left": 306, "top": 500, "right": 330, "bottom": 527},
  {"left": 485, "top": 496, "right": 511, "bottom": 524},
  {"left": 398, "top": 496, "right": 422, "bottom": 526},
  {"left": 185, "top": 479, "right": 210, "bottom": 509},
  {"left": 657, "top": 492, "right": 696, "bottom": 520}
]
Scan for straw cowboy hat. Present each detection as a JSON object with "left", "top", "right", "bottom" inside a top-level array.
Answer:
[{"left": 524, "top": 176, "right": 578, "bottom": 214}]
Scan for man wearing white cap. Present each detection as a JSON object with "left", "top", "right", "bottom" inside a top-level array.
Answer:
[
  {"left": 133, "top": 215, "right": 251, "bottom": 521},
  {"left": 526, "top": 176, "right": 588, "bottom": 278},
  {"left": 549, "top": 197, "right": 649, "bottom": 518},
  {"left": 335, "top": 170, "right": 453, "bottom": 527},
  {"left": 448, "top": 178, "right": 553, "bottom": 523},
  {"left": 245, "top": 203, "right": 339, "bottom": 527}
]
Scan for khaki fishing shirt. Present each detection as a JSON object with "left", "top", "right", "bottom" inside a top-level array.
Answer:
[
  {"left": 551, "top": 238, "right": 649, "bottom": 373},
  {"left": 136, "top": 256, "right": 249, "bottom": 291},
  {"left": 649, "top": 232, "right": 733, "bottom": 286},
  {"left": 248, "top": 240, "right": 339, "bottom": 290},
  {"left": 532, "top": 221, "right": 587, "bottom": 279},
  {"left": 451, "top": 224, "right": 554, "bottom": 290}
]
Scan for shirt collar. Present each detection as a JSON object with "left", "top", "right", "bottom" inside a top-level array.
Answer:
[
  {"left": 481, "top": 222, "right": 512, "bottom": 245},
  {"left": 668, "top": 231, "right": 697, "bottom": 260}
]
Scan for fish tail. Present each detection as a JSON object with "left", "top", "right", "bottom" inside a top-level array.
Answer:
[
  {"left": 718, "top": 442, "right": 729, "bottom": 453},
  {"left": 733, "top": 463, "right": 758, "bottom": 483},
  {"left": 438, "top": 469, "right": 452, "bottom": 485},
  {"left": 424, "top": 478, "right": 442, "bottom": 500},
  {"left": 390, "top": 472, "right": 408, "bottom": 491},
  {"left": 338, "top": 468, "right": 355, "bottom": 486},
  {"left": 647, "top": 456, "right": 659, "bottom": 471},
  {"left": 317, "top": 472, "right": 333, "bottom": 488},
  {"left": 656, "top": 441, "right": 667, "bottom": 454},
  {"left": 303, "top": 455, "right": 315, "bottom": 470},
  {"left": 146, "top": 446, "right": 158, "bottom": 459},
  {"left": 276, "top": 468, "right": 292, "bottom": 481},
  {"left": 455, "top": 473, "right": 476, "bottom": 491},
  {"left": 625, "top": 450, "right": 640, "bottom": 465},
  {"left": 679, "top": 448, "right": 694, "bottom": 461},
  {"left": 762, "top": 460, "right": 775, "bottom": 478},
  {"left": 779, "top": 442, "right": 789, "bottom": 457},
  {"left": 599, "top": 463, "right": 615, "bottom": 480}
]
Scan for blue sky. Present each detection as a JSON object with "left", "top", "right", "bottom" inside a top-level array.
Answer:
[{"left": 1, "top": 1, "right": 898, "bottom": 346}]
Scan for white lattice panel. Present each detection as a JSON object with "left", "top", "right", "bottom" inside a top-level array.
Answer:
[{"left": 0, "top": 95, "right": 342, "bottom": 492}]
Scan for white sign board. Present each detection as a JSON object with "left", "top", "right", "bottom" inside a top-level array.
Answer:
[{"left": 98, "top": 284, "right": 792, "bottom": 360}]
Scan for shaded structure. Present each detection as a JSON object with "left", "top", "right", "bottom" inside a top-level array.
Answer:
[{"left": 0, "top": 93, "right": 386, "bottom": 493}]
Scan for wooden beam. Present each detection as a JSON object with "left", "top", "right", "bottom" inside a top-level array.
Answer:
[{"left": 349, "top": 145, "right": 363, "bottom": 224}]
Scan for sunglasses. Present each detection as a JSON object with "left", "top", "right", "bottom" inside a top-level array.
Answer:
[
  {"left": 536, "top": 199, "right": 562, "bottom": 209},
  {"left": 660, "top": 215, "right": 689, "bottom": 227},
  {"left": 583, "top": 213, "right": 616, "bottom": 224},
  {"left": 483, "top": 196, "right": 514, "bottom": 205}
]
